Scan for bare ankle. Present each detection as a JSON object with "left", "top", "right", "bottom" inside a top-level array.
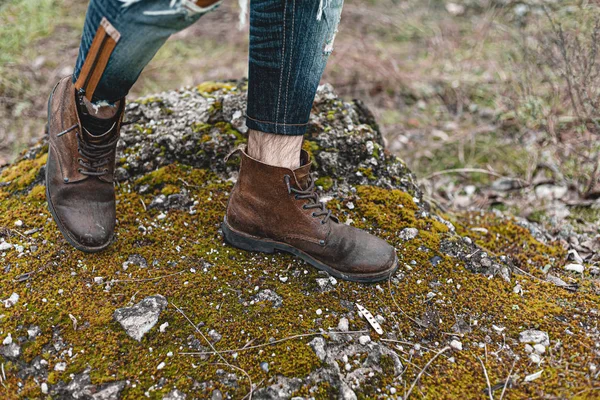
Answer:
[{"left": 247, "top": 129, "right": 303, "bottom": 169}]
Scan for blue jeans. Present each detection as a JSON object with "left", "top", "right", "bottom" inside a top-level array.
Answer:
[{"left": 73, "top": 0, "right": 343, "bottom": 135}]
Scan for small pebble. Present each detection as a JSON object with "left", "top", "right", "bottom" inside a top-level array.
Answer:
[
  {"left": 54, "top": 362, "right": 66, "bottom": 372},
  {"left": 450, "top": 340, "right": 462, "bottom": 351},
  {"left": 3, "top": 333, "right": 12, "bottom": 345},
  {"left": 358, "top": 335, "right": 371, "bottom": 345},
  {"left": 157, "top": 362, "right": 166, "bottom": 370},
  {"left": 337, "top": 317, "right": 349, "bottom": 332},
  {"left": 316, "top": 309, "right": 323, "bottom": 316},
  {"left": 564, "top": 263, "right": 584, "bottom": 274},
  {"left": 533, "top": 344, "right": 546, "bottom": 354}
]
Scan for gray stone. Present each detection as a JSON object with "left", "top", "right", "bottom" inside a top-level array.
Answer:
[
  {"left": 519, "top": 330, "right": 550, "bottom": 347},
  {"left": 0, "top": 343, "right": 20, "bottom": 359},
  {"left": 399, "top": 227, "right": 419, "bottom": 241},
  {"left": 208, "top": 329, "right": 222, "bottom": 343},
  {"left": 309, "top": 336, "right": 327, "bottom": 361},
  {"left": 113, "top": 295, "right": 168, "bottom": 341},
  {"left": 251, "top": 289, "right": 283, "bottom": 308},
  {"left": 163, "top": 389, "right": 187, "bottom": 400}
]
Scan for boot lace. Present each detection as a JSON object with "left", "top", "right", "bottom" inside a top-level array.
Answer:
[
  {"left": 76, "top": 126, "right": 119, "bottom": 177},
  {"left": 284, "top": 174, "right": 333, "bottom": 224}
]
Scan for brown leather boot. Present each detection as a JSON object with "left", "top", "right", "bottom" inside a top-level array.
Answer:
[
  {"left": 45, "top": 77, "right": 124, "bottom": 252},
  {"left": 223, "top": 148, "right": 398, "bottom": 283}
]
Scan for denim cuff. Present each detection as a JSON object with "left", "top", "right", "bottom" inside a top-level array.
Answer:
[{"left": 245, "top": 114, "right": 308, "bottom": 136}]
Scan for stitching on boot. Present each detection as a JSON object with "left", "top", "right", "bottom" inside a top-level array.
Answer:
[{"left": 74, "top": 17, "right": 121, "bottom": 101}]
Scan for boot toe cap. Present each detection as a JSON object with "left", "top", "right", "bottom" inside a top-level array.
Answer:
[{"left": 51, "top": 201, "right": 115, "bottom": 251}]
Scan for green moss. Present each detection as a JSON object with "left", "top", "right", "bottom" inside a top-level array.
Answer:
[
  {"left": 0, "top": 151, "right": 47, "bottom": 191},
  {"left": 191, "top": 122, "right": 211, "bottom": 134},
  {"left": 0, "top": 142, "right": 596, "bottom": 399},
  {"left": 196, "top": 81, "right": 235, "bottom": 94},
  {"left": 315, "top": 176, "right": 334, "bottom": 191},
  {"left": 358, "top": 167, "right": 376, "bottom": 181}
]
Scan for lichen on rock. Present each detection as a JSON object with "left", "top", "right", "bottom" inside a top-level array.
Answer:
[{"left": 0, "top": 81, "right": 598, "bottom": 399}]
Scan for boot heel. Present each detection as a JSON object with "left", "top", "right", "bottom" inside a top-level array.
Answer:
[{"left": 222, "top": 218, "right": 276, "bottom": 254}]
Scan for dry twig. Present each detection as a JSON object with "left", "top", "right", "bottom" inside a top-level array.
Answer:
[
  {"left": 172, "top": 302, "right": 253, "bottom": 400},
  {"left": 405, "top": 346, "right": 451, "bottom": 399},
  {"left": 477, "top": 356, "right": 494, "bottom": 400}
]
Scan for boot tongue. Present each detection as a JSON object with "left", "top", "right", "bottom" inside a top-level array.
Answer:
[{"left": 293, "top": 150, "right": 312, "bottom": 189}]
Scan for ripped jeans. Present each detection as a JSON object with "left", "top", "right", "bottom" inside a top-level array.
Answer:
[{"left": 73, "top": 0, "right": 343, "bottom": 135}]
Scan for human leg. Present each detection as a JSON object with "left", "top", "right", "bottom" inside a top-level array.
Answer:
[
  {"left": 224, "top": 0, "right": 398, "bottom": 282},
  {"left": 46, "top": 0, "right": 220, "bottom": 252}
]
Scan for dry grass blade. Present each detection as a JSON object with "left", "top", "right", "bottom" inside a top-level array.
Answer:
[
  {"left": 180, "top": 330, "right": 368, "bottom": 356},
  {"left": 477, "top": 355, "right": 494, "bottom": 400},
  {"left": 405, "top": 346, "right": 451, "bottom": 399},
  {"left": 172, "top": 302, "right": 253, "bottom": 400},
  {"left": 499, "top": 359, "right": 516, "bottom": 400}
]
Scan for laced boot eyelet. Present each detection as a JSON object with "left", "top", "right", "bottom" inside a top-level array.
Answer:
[
  {"left": 302, "top": 204, "right": 308, "bottom": 210},
  {"left": 283, "top": 175, "right": 292, "bottom": 194},
  {"left": 312, "top": 212, "right": 317, "bottom": 217},
  {"left": 294, "top": 195, "right": 299, "bottom": 200}
]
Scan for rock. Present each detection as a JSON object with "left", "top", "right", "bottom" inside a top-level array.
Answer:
[
  {"left": 41, "top": 383, "right": 48, "bottom": 394},
  {"left": 567, "top": 249, "right": 584, "bottom": 264},
  {"left": 2, "top": 333, "right": 11, "bottom": 345},
  {"left": 430, "top": 255, "right": 443, "bottom": 266},
  {"left": 316, "top": 277, "right": 335, "bottom": 293},
  {"left": 3, "top": 292, "right": 19, "bottom": 308},
  {"left": 519, "top": 330, "right": 550, "bottom": 347},
  {"left": 27, "top": 325, "right": 41, "bottom": 339},
  {"left": 113, "top": 295, "right": 168, "bottom": 341},
  {"left": 251, "top": 289, "right": 283, "bottom": 308},
  {"left": 54, "top": 362, "right": 67, "bottom": 371},
  {"left": 564, "top": 263, "right": 584, "bottom": 273},
  {"left": 211, "top": 389, "right": 223, "bottom": 400},
  {"left": 529, "top": 353, "right": 541, "bottom": 364},
  {"left": 92, "top": 381, "right": 127, "bottom": 400},
  {"left": 52, "top": 369, "right": 126, "bottom": 399},
  {"left": 163, "top": 389, "right": 187, "bottom": 400},
  {"left": 358, "top": 335, "right": 371, "bottom": 345},
  {"left": 340, "top": 381, "right": 358, "bottom": 400},
  {"left": 0, "top": 242, "right": 12, "bottom": 251},
  {"left": 337, "top": 317, "right": 349, "bottom": 332},
  {"left": 309, "top": 336, "right": 327, "bottom": 361},
  {"left": 260, "top": 362, "right": 269, "bottom": 372},
  {"left": 450, "top": 340, "right": 463, "bottom": 351},
  {"left": 208, "top": 329, "right": 222, "bottom": 343},
  {"left": 533, "top": 344, "right": 546, "bottom": 354},
  {"left": 123, "top": 254, "right": 148, "bottom": 269},
  {"left": 399, "top": 227, "right": 419, "bottom": 241},
  {"left": 0, "top": 343, "right": 20, "bottom": 359}
]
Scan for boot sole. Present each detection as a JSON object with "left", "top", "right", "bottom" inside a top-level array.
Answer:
[
  {"left": 45, "top": 81, "right": 113, "bottom": 254},
  {"left": 221, "top": 217, "right": 398, "bottom": 283}
]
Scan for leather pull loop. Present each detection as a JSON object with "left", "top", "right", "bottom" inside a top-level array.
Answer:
[
  {"left": 74, "top": 17, "right": 121, "bottom": 101},
  {"left": 224, "top": 146, "right": 244, "bottom": 162}
]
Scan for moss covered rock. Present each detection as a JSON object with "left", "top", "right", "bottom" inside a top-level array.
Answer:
[{"left": 0, "top": 82, "right": 597, "bottom": 399}]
